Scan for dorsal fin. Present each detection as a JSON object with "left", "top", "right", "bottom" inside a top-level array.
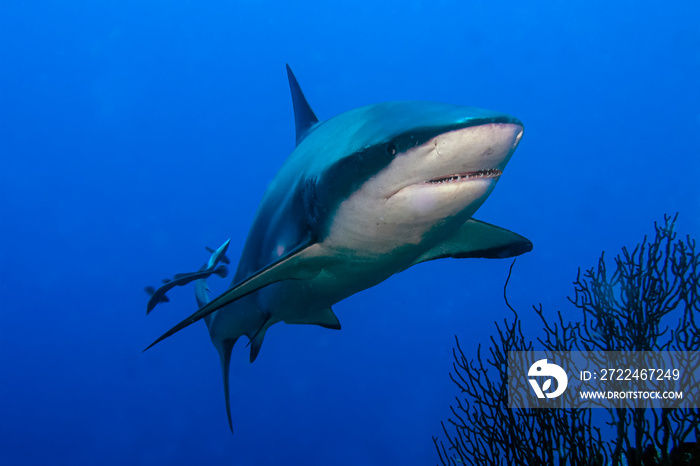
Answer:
[{"left": 286, "top": 64, "right": 319, "bottom": 146}]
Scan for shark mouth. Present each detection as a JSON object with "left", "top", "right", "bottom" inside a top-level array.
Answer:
[{"left": 425, "top": 168, "right": 502, "bottom": 184}]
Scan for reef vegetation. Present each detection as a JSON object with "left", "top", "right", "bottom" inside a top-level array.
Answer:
[{"left": 434, "top": 214, "right": 699, "bottom": 466}]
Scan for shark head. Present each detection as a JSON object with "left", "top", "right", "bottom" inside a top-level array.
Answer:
[
  {"left": 304, "top": 101, "right": 524, "bottom": 258},
  {"left": 234, "top": 97, "right": 524, "bottom": 277}
]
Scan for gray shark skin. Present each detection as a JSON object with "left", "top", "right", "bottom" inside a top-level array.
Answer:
[{"left": 145, "top": 65, "right": 532, "bottom": 431}]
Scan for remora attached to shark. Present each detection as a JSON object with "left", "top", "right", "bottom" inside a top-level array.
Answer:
[
  {"left": 144, "top": 239, "right": 231, "bottom": 314},
  {"left": 145, "top": 65, "right": 532, "bottom": 431}
]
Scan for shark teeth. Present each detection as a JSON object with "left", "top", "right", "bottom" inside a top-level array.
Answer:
[{"left": 425, "top": 168, "right": 502, "bottom": 184}]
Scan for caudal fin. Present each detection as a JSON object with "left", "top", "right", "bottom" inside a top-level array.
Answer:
[
  {"left": 206, "top": 246, "right": 231, "bottom": 265},
  {"left": 218, "top": 338, "right": 237, "bottom": 433},
  {"left": 145, "top": 286, "right": 169, "bottom": 314},
  {"left": 213, "top": 265, "right": 229, "bottom": 279}
]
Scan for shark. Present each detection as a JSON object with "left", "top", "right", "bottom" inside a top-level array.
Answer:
[{"left": 145, "top": 65, "right": 532, "bottom": 431}]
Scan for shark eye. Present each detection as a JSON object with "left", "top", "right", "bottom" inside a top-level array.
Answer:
[{"left": 386, "top": 143, "right": 398, "bottom": 156}]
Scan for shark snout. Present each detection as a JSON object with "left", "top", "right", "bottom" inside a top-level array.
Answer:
[{"left": 428, "top": 122, "right": 523, "bottom": 180}]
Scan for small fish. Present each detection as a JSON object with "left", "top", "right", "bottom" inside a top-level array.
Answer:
[
  {"left": 196, "top": 239, "right": 231, "bottom": 307},
  {"left": 205, "top": 244, "right": 231, "bottom": 265},
  {"left": 145, "top": 265, "right": 228, "bottom": 314}
]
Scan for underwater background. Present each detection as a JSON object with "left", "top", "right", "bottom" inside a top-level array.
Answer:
[{"left": 1, "top": 1, "right": 699, "bottom": 464}]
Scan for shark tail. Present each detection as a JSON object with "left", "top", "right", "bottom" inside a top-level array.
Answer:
[{"left": 218, "top": 338, "right": 237, "bottom": 433}]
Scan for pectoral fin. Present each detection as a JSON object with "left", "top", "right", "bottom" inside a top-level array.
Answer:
[
  {"left": 411, "top": 218, "right": 532, "bottom": 266},
  {"left": 144, "top": 243, "right": 325, "bottom": 351},
  {"left": 283, "top": 307, "right": 341, "bottom": 330},
  {"left": 312, "top": 307, "right": 341, "bottom": 330},
  {"left": 249, "top": 325, "right": 269, "bottom": 363}
]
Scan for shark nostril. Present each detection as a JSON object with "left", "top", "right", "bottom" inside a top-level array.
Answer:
[{"left": 514, "top": 130, "right": 523, "bottom": 147}]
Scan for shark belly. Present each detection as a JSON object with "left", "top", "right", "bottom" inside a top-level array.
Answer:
[
  {"left": 268, "top": 255, "right": 414, "bottom": 321},
  {"left": 208, "top": 244, "right": 416, "bottom": 342}
]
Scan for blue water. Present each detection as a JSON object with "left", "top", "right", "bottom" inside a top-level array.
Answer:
[{"left": 1, "top": 1, "right": 698, "bottom": 465}]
